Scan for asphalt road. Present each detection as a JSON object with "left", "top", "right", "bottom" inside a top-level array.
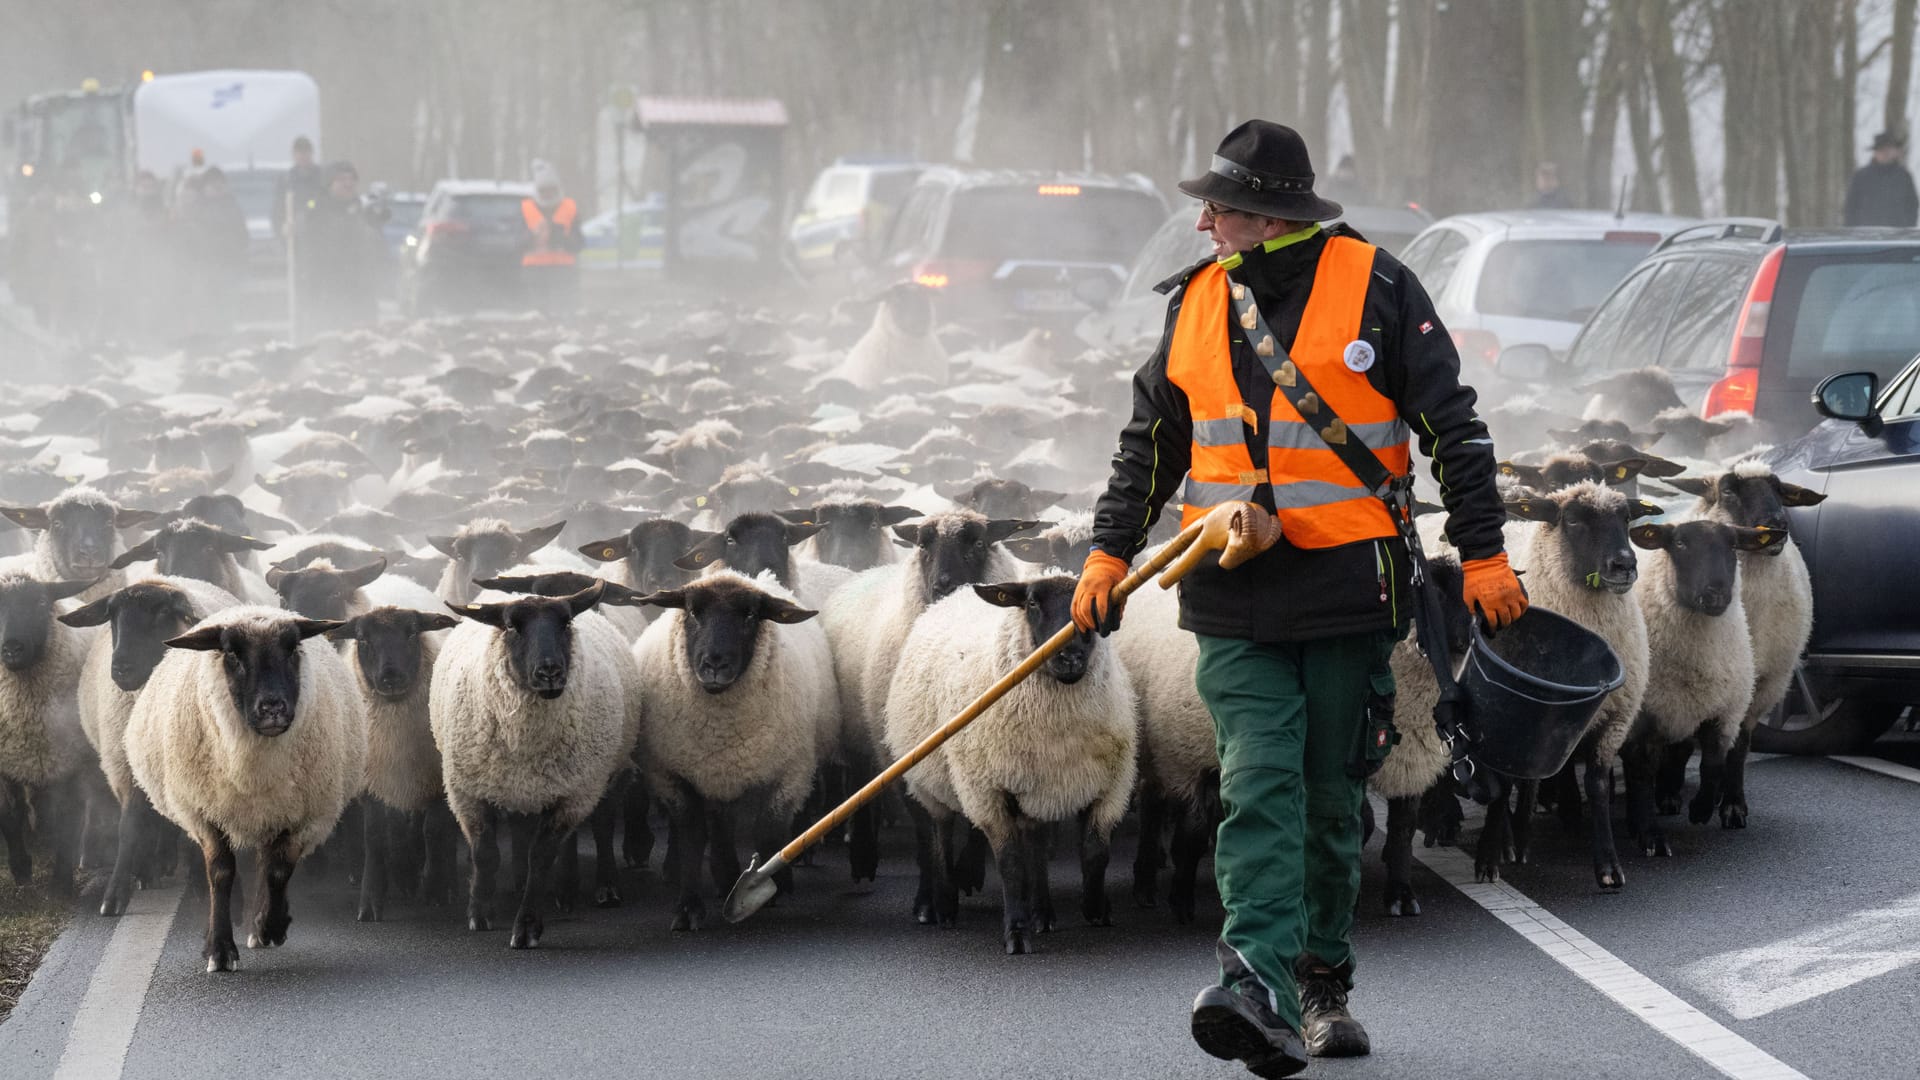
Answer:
[{"left": 3, "top": 742, "right": 1915, "bottom": 1080}]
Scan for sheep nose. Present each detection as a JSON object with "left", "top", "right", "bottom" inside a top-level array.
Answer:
[
  {"left": 0, "top": 641, "right": 26, "bottom": 666},
  {"left": 252, "top": 698, "right": 292, "bottom": 734}
]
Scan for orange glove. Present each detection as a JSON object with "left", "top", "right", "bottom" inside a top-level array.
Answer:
[
  {"left": 1072, "top": 550, "right": 1130, "bottom": 636},
  {"left": 1461, "top": 552, "right": 1528, "bottom": 630}
]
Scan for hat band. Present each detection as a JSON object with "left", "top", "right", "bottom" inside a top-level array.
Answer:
[{"left": 1210, "top": 154, "right": 1314, "bottom": 194}]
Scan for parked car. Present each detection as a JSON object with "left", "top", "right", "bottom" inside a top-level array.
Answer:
[
  {"left": 579, "top": 197, "right": 666, "bottom": 271},
  {"left": 380, "top": 190, "right": 428, "bottom": 257},
  {"left": 873, "top": 167, "right": 1166, "bottom": 329},
  {"left": 1074, "top": 201, "right": 1434, "bottom": 352},
  {"left": 1750, "top": 357, "right": 1920, "bottom": 754},
  {"left": 402, "top": 180, "right": 534, "bottom": 315},
  {"left": 1538, "top": 221, "right": 1920, "bottom": 444},
  {"left": 1398, "top": 209, "right": 1696, "bottom": 370},
  {"left": 786, "top": 158, "right": 925, "bottom": 276}
]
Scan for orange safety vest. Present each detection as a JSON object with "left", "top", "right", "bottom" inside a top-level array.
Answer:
[
  {"left": 521, "top": 197, "right": 578, "bottom": 267},
  {"left": 1166, "top": 237, "right": 1411, "bottom": 549}
]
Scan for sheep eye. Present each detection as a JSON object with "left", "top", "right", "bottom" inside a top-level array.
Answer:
[{"left": 725, "top": 535, "right": 736, "bottom": 546}]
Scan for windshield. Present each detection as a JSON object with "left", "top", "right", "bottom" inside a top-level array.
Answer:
[
  {"left": 387, "top": 199, "right": 426, "bottom": 232},
  {"left": 224, "top": 169, "right": 283, "bottom": 220},
  {"left": 1474, "top": 237, "right": 1657, "bottom": 322},
  {"left": 942, "top": 187, "right": 1164, "bottom": 264},
  {"left": 866, "top": 170, "right": 921, "bottom": 207},
  {"left": 41, "top": 96, "right": 124, "bottom": 193},
  {"left": 450, "top": 194, "right": 529, "bottom": 224},
  {"left": 1781, "top": 256, "right": 1920, "bottom": 381}
]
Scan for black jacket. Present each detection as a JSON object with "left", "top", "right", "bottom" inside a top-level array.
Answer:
[
  {"left": 1091, "top": 224, "right": 1507, "bottom": 642},
  {"left": 1843, "top": 161, "right": 1919, "bottom": 227}
]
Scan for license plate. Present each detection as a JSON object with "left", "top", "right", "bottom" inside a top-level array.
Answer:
[{"left": 1014, "top": 288, "right": 1076, "bottom": 311}]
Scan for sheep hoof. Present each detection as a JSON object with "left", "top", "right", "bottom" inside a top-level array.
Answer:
[
  {"left": 509, "top": 921, "right": 542, "bottom": 949},
  {"left": 1004, "top": 926, "right": 1032, "bottom": 955},
  {"left": 204, "top": 949, "right": 240, "bottom": 974},
  {"left": 1131, "top": 881, "right": 1157, "bottom": 909},
  {"left": 1473, "top": 859, "right": 1500, "bottom": 884},
  {"left": 100, "top": 885, "right": 133, "bottom": 918},
  {"left": 357, "top": 902, "right": 382, "bottom": 923},
  {"left": 1655, "top": 796, "right": 1683, "bottom": 817},
  {"left": 1385, "top": 888, "right": 1421, "bottom": 917},
  {"left": 594, "top": 886, "right": 622, "bottom": 908},
  {"left": 670, "top": 903, "right": 704, "bottom": 931},
  {"left": 1687, "top": 796, "right": 1716, "bottom": 826},
  {"left": 1720, "top": 802, "right": 1748, "bottom": 829},
  {"left": 468, "top": 915, "right": 491, "bottom": 932},
  {"left": 1594, "top": 860, "right": 1625, "bottom": 891},
  {"left": 1169, "top": 895, "right": 1197, "bottom": 925}
]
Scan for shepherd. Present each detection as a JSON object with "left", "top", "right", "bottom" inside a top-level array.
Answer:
[{"left": 1073, "top": 120, "right": 1524, "bottom": 1077}]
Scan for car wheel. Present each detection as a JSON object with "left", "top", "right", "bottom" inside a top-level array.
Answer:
[{"left": 1751, "top": 668, "right": 1904, "bottom": 755}]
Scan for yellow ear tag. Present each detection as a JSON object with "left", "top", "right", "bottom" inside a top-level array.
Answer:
[
  {"left": 788, "top": 486, "right": 799, "bottom": 496},
  {"left": 693, "top": 553, "right": 707, "bottom": 564},
  {"left": 900, "top": 465, "right": 911, "bottom": 475},
  {"left": 335, "top": 472, "right": 348, "bottom": 479},
  {"left": 574, "top": 436, "right": 587, "bottom": 443},
  {"left": 602, "top": 547, "right": 616, "bottom": 559},
  {"left": 1615, "top": 465, "right": 1630, "bottom": 479},
  {"left": 696, "top": 496, "right": 708, "bottom": 507}
]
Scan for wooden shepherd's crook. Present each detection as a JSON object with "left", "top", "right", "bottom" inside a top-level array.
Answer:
[{"left": 722, "top": 501, "right": 1268, "bottom": 923}]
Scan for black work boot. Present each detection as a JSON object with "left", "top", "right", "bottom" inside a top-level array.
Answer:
[
  {"left": 1192, "top": 941, "right": 1310, "bottom": 1078},
  {"left": 1297, "top": 958, "right": 1370, "bottom": 1058}
]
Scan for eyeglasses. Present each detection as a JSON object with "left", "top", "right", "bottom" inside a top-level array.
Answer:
[{"left": 1199, "top": 201, "right": 1246, "bottom": 222}]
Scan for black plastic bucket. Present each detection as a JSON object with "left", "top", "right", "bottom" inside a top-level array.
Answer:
[{"left": 1458, "top": 606, "right": 1626, "bottom": 780}]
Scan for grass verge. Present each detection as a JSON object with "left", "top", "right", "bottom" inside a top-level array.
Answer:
[{"left": 0, "top": 855, "right": 72, "bottom": 1023}]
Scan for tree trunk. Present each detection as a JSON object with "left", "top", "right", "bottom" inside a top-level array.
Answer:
[
  {"left": 1892, "top": 0, "right": 1917, "bottom": 140},
  {"left": 1585, "top": 5, "right": 1627, "bottom": 213},
  {"left": 1390, "top": 0, "right": 1435, "bottom": 203},
  {"left": 1523, "top": 0, "right": 1591, "bottom": 206},
  {"left": 1424, "top": 0, "right": 1527, "bottom": 214},
  {"left": 1300, "top": 0, "right": 1334, "bottom": 163},
  {"left": 1713, "top": 0, "right": 1783, "bottom": 218},
  {"left": 1339, "top": 0, "right": 1390, "bottom": 200},
  {"left": 1639, "top": 0, "right": 1702, "bottom": 216}
]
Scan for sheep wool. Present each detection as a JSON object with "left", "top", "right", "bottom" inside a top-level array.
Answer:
[
  {"left": 1717, "top": 461, "right": 1816, "bottom": 731},
  {"left": 0, "top": 576, "right": 89, "bottom": 787},
  {"left": 1634, "top": 538, "right": 1756, "bottom": 752},
  {"left": 357, "top": 630, "right": 447, "bottom": 813},
  {"left": 1110, "top": 573, "right": 1213, "bottom": 806},
  {"left": 124, "top": 606, "right": 367, "bottom": 854},
  {"left": 884, "top": 588, "right": 1137, "bottom": 848}
]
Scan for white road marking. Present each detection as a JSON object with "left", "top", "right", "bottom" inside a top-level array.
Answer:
[
  {"left": 1830, "top": 754, "right": 1920, "bottom": 786},
  {"left": 1681, "top": 890, "right": 1920, "bottom": 1020},
  {"left": 1401, "top": 809, "right": 1809, "bottom": 1080},
  {"left": 51, "top": 885, "right": 184, "bottom": 1080}
]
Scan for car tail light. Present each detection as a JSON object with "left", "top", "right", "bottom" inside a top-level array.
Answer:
[
  {"left": 425, "top": 220, "right": 470, "bottom": 239},
  {"left": 911, "top": 259, "right": 991, "bottom": 290},
  {"left": 1706, "top": 245, "right": 1785, "bottom": 417},
  {"left": 914, "top": 271, "right": 949, "bottom": 288},
  {"left": 1451, "top": 327, "right": 1501, "bottom": 366}
]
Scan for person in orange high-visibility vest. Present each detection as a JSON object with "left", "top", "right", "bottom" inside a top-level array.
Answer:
[
  {"left": 1073, "top": 121, "right": 1524, "bottom": 1078},
  {"left": 521, "top": 161, "right": 582, "bottom": 312}
]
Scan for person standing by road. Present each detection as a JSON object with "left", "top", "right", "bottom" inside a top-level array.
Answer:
[
  {"left": 1843, "top": 132, "right": 1919, "bottom": 227},
  {"left": 1073, "top": 120, "right": 1523, "bottom": 1078},
  {"left": 520, "top": 160, "right": 583, "bottom": 313},
  {"left": 300, "top": 161, "right": 388, "bottom": 334},
  {"left": 275, "top": 135, "right": 324, "bottom": 239}
]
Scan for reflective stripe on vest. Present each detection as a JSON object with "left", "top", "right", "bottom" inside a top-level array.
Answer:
[
  {"left": 521, "top": 197, "right": 578, "bottom": 267},
  {"left": 1165, "top": 237, "right": 1412, "bottom": 549}
]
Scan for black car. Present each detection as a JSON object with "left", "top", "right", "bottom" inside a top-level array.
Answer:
[
  {"left": 403, "top": 180, "right": 536, "bottom": 315},
  {"left": 873, "top": 167, "right": 1167, "bottom": 329},
  {"left": 1753, "top": 356, "right": 1920, "bottom": 754},
  {"left": 1541, "top": 221, "right": 1920, "bottom": 445}
]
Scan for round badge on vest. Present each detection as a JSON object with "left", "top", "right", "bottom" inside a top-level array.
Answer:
[{"left": 1343, "top": 340, "right": 1376, "bottom": 373}]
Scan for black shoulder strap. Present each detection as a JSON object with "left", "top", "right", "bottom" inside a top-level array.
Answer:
[{"left": 1154, "top": 256, "right": 1216, "bottom": 296}]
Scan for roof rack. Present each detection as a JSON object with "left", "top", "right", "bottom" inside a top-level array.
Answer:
[{"left": 1652, "top": 217, "right": 1785, "bottom": 252}]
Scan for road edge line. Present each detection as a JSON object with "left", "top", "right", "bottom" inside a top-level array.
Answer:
[
  {"left": 1830, "top": 754, "right": 1920, "bottom": 786},
  {"left": 1402, "top": 817, "right": 1810, "bottom": 1080},
  {"left": 50, "top": 885, "right": 183, "bottom": 1080}
]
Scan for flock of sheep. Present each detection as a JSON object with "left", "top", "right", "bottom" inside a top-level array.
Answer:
[{"left": 0, "top": 283, "right": 1815, "bottom": 970}]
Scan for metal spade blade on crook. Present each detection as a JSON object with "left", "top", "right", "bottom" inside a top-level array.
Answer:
[{"left": 723, "top": 501, "right": 1275, "bottom": 923}]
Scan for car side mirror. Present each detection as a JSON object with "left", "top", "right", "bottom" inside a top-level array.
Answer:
[
  {"left": 1072, "top": 276, "right": 1115, "bottom": 312},
  {"left": 1812, "top": 371, "right": 1880, "bottom": 432},
  {"left": 1495, "top": 343, "right": 1555, "bottom": 382}
]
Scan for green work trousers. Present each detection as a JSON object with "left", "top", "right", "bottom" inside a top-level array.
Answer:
[{"left": 1194, "top": 628, "right": 1397, "bottom": 1029}]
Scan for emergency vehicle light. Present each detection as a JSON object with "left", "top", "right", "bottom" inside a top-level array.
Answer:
[
  {"left": 914, "top": 272, "right": 950, "bottom": 288},
  {"left": 142, "top": 70, "right": 155, "bottom": 83},
  {"left": 1036, "top": 184, "right": 1081, "bottom": 196},
  {"left": 89, "top": 192, "right": 102, "bottom": 205},
  {"left": 19, "top": 164, "right": 32, "bottom": 178}
]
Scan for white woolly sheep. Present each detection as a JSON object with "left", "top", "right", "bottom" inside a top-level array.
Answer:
[
  {"left": 0, "top": 572, "right": 97, "bottom": 894},
  {"left": 884, "top": 575, "right": 1136, "bottom": 954},
  {"left": 631, "top": 571, "right": 829, "bottom": 930},
  {"left": 430, "top": 581, "right": 626, "bottom": 948},
  {"left": 0, "top": 486, "right": 160, "bottom": 604},
  {"left": 124, "top": 605, "right": 368, "bottom": 972},
  {"left": 819, "top": 283, "right": 948, "bottom": 390},
  {"left": 61, "top": 574, "right": 242, "bottom": 914}
]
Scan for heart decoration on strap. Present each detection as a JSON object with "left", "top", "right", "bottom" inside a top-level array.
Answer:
[
  {"left": 1321, "top": 418, "right": 1348, "bottom": 445},
  {"left": 1272, "top": 360, "right": 1298, "bottom": 388},
  {"left": 1239, "top": 306, "right": 1259, "bottom": 331},
  {"left": 1254, "top": 334, "right": 1276, "bottom": 357},
  {"left": 1297, "top": 391, "right": 1321, "bottom": 417}
]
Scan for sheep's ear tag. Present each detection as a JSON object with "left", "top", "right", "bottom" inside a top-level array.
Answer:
[
  {"left": 695, "top": 496, "right": 708, "bottom": 507},
  {"left": 465, "top": 604, "right": 481, "bottom": 611},
  {"left": 899, "top": 465, "right": 911, "bottom": 475},
  {"left": 601, "top": 547, "right": 617, "bottom": 559},
  {"left": 350, "top": 429, "right": 360, "bottom": 440},
  {"left": 574, "top": 436, "right": 587, "bottom": 443},
  {"left": 996, "top": 589, "right": 1012, "bottom": 604},
  {"left": 1272, "top": 361, "right": 1297, "bottom": 388},
  {"left": 1517, "top": 501, "right": 1533, "bottom": 517},
  {"left": 1614, "top": 465, "right": 1630, "bottom": 480},
  {"left": 156, "top": 486, "right": 172, "bottom": 494},
  {"left": 335, "top": 471, "right": 348, "bottom": 479},
  {"left": 1499, "top": 462, "right": 1516, "bottom": 476},
  {"left": 692, "top": 552, "right": 709, "bottom": 565},
  {"left": 1756, "top": 530, "right": 1775, "bottom": 546},
  {"left": 788, "top": 486, "right": 799, "bottom": 496}
]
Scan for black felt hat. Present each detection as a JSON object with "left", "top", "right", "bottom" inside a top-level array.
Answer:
[
  {"left": 1872, "top": 131, "right": 1906, "bottom": 151},
  {"left": 1177, "top": 120, "right": 1344, "bottom": 221}
]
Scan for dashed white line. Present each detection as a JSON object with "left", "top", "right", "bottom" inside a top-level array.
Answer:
[
  {"left": 51, "top": 885, "right": 184, "bottom": 1080},
  {"left": 1830, "top": 754, "right": 1920, "bottom": 786},
  {"left": 1404, "top": 816, "right": 1809, "bottom": 1080}
]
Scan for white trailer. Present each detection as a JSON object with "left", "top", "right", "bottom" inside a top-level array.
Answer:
[{"left": 132, "top": 70, "right": 320, "bottom": 178}]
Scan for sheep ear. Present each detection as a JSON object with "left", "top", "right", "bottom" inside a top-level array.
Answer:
[
  {"left": 410, "top": 612, "right": 460, "bottom": 634},
  {"left": 972, "top": 583, "right": 1029, "bottom": 609},
  {"left": 246, "top": 509, "right": 301, "bottom": 534},
  {"left": 292, "top": 618, "right": 344, "bottom": 641},
  {"left": 265, "top": 566, "right": 290, "bottom": 589},
  {"left": 998, "top": 537, "right": 1049, "bottom": 561},
  {"left": 1702, "top": 419, "right": 1735, "bottom": 438},
  {"left": 1629, "top": 524, "right": 1670, "bottom": 550},
  {"left": 0, "top": 506, "right": 50, "bottom": 530},
  {"left": 324, "top": 616, "right": 361, "bottom": 642},
  {"left": 425, "top": 534, "right": 459, "bottom": 558},
  {"left": 760, "top": 597, "right": 817, "bottom": 624},
  {"left": 1503, "top": 499, "right": 1559, "bottom": 524},
  {"left": 591, "top": 580, "right": 645, "bottom": 607},
  {"left": 1635, "top": 454, "right": 1687, "bottom": 478},
  {"left": 1776, "top": 481, "right": 1827, "bottom": 507},
  {"left": 1025, "top": 490, "right": 1069, "bottom": 508},
  {"left": 783, "top": 520, "right": 827, "bottom": 546},
  {"left": 880, "top": 505, "right": 923, "bottom": 525},
  {"left": 578, "top": 535, "right": 630, "bottom": 563},
  {"left": 513, "top": 521, "right": 567, "bottom": 560},
  {"left": 109, "top": 537, "right": 158, "bottom": 569},
  {"left": 114, "top": 508, "right": 161, "bottom": 528},
  {"left": 636, "top": 589, "right": 687, "bottom": 610},
  {"left": 1603, "top": 458, "right": 1649, "bottom": 483},
  {"left": 1629, "top": 430, "right": 1664, "bottom": 448},
  {"left": 986, "top": 518, "right": 1042, "bottom": 543},
  {"left": 675, "top": 532, "right": 725, "bottom": 571},
  {"left": 1412, "top": 499, "right": 1445, "bottom": 517},
  {"left": 45, "top": 577, "right": 95, "bottom": 599},
  {"left": 449, "top": 600, "right": 511, "bottom": 628},
  {"left": 1733, "top": 526, "right": 1784, "bottom": 552},
  {"left": 220, "top": 532, "right": 275, "bottom": 553},
  {"left": 342, "top": 557, "right": 387, "bottom": 590},
  {"left": 1662, "top": 476, "right": 1713, "bottom": 498},
  {"left": 1497, "top": 462, "right": 1545, "bottom": 489},
  {"left": 472, "top": 575, "right": 534, "bottom": 594},
  {"left": 889, "top": 523, "right": 925, "bottom": 544},
  {"left": 768, "top": 507, "right": 817, "bottom": 525},
  {"left": 166, "top": 625, "right": 227, "bottom": 651},
  {"left": 253, "top": 473, "right": 282, "bottom": 494},
  {"left": 59, "top": 595, "right": 114, "bottom": 627},
  {"left": 563, "top": 581, "right": 606, "bottom": 616},
  {"left": 1627, "top": 500, "right": 1665, "bottom": 521}
]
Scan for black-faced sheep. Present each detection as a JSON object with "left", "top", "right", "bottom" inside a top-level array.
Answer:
[
  {"left": 0, "top": 572, "right": 96, "bottom": 894},
  {"left": 428, "top": 519, "right": 569, "bottom": 604},
  {"left": 0, "top": 486, "right": 160, "bottom": 604}
]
